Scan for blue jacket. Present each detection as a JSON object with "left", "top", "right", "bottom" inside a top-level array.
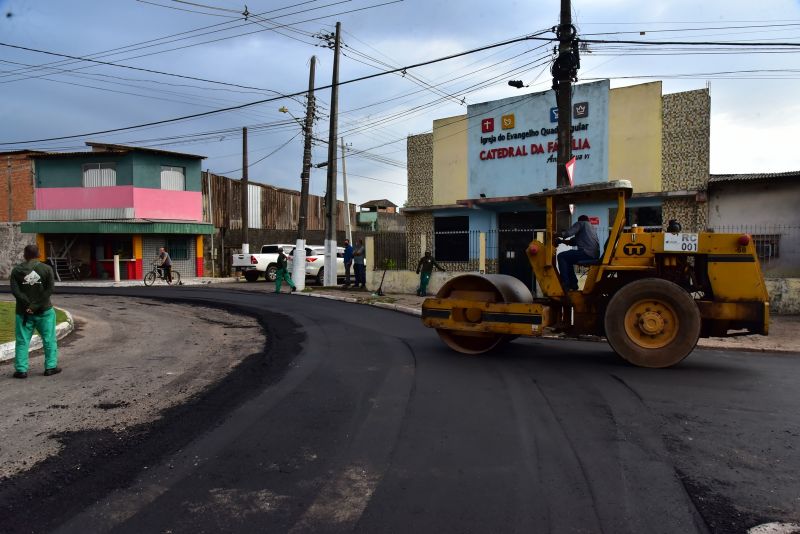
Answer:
[{"left": 343, "top": 244, "right": 354, "bottom": 263}]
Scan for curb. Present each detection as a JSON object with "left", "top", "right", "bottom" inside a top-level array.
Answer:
[
  {"left": 289, "top": 291, "right": 791, "bottom": 354},
  {"left": 0, "top": 308, "right": 75, "bottom": 364},
  {"left": 54, "top": 277, "right": 237, "bottom": 288},
  {"left": 290, "top": 289, "right": 423, "bottom": 317}
]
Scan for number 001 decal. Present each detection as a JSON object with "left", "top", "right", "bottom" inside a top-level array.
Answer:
[{"left": 664, "top": 232, "right": 699, "bottom": 252}]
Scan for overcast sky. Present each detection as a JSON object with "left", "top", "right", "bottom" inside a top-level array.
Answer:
[{"left": 2, "top": 0, "right": 799, "bottom": 207}]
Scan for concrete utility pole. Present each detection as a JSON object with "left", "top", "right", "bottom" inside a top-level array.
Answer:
[
  {"left": 553, "top": 0, "right": 579, "bottom": 189},
  {"left": 241, "top": 126, "right": 249, "bottom": 254},
  {"left": 341, "top": 137, "right": 352, "bottom": 243},
  {"left": 293, "top": 55, "right": 317, "bottom": 291},
  {"left": 323, "top": 21, "right": 342, "bottom": 286}
]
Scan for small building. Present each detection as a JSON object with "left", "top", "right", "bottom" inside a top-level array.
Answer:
[
  {"left": 708, "top": 171, "right": 800, "bottom": 277},
  {"left": 357, "top": 199, "right": 406, "bottom": 232},
  {"left": 21, "top": 142, "right": 212, "bottom": 280},
  {"left": 0, "top": 150, "right": 41, "bottom": 222}
]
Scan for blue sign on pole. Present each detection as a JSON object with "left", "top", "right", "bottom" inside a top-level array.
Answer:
[{"left": 549, "top": 107, "right": 559, "bottom": 123}]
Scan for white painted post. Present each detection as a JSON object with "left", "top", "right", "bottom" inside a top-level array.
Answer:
[
  {"left": 420, "top": 234, "right": 426, "bottom": 256},
  {"left": 365, "top": 236, "right": 375, "bottom": 289},
  {"left": 113, "top": 254, "right": 120, "bottom": 282},
  {"left": 293, "top": 239, "right": 306, "bottom": 292},
  {"left": 479, "top": 232, "right": 486, "bottom": 273}
]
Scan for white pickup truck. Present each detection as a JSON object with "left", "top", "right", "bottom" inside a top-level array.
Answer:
[{"left": 231, "top": 244, "right": 295, "bottom": 282}]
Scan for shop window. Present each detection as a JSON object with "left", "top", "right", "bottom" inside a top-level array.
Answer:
[
  {"left": 166, "top": 238, "right": 189, "bottom": 261},
  {"left": 111, "top": 239, "right": 133, "bottom": 260},
  {"left": 609, "top": 205, "right": 662, "bottom": 229},
  {"left": 161, "top": 166, "right": 185, "bottom": 191},
  {"left": 434, "top": 216, "right": 469, "bottom": 262},
  {"left": 753, "top": 234, "right": 780, "bottom": 261},
  {"left": 82, "top": 163, "right": 116, "bottom": 187}
]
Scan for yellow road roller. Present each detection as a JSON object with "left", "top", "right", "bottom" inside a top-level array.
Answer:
[{"left": 421, "top": 180, "right": 770, "bottom": 368}]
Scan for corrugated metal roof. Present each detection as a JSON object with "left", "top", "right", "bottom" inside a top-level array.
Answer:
[
  {"left": 21, "top": 220, "right": 213, "bottom": 235},
  {"left": 86, "top": 142, "right": 206, "bottom": 159},
  {"left": 33, "top": 150, "right": 129, "bottom": 159},
  {"left": 709, "top": 171, "right": 800, "bottom": 183}
]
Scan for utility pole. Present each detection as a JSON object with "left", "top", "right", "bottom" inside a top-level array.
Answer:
[
  {"left": 241, "top": 126, "right": 250, "bottom": 254},
  {"left": 553, "top": 0, "right": 579, "bottom": 189},
  {"left": 323, "top": 21, "right": 341, "bottom": 287},
  {"left": 341, "top": 137, "right": 352, "bottom": 243},
  {"left": 293, "top": 55, "right": 317, "bottom": 291}
]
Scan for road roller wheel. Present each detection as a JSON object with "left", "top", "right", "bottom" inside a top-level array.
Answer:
[
  {"left": 436, "top": 330, "right": 508, "bottom": 355},
  {"left": 605, "top": 278, "right": 701, "bottom": 368}
]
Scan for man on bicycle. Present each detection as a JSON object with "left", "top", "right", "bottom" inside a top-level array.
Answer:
[{"left": 158, "top": 247, "right": 172, "bottom": 284}]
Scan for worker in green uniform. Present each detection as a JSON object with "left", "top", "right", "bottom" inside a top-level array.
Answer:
[
  {"left": 275, "top": 249, "right": 297, "bottom": 294},
  {"left": 10, "top": 244, "right": 60, "bottom": 379},
  {"left": 416, "top": 251, "right": 445, "bottom": 297}
]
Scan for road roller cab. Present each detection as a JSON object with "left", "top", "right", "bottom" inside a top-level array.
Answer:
[{"left": 422, "top": 180, "right": 770, "bottom": 368}]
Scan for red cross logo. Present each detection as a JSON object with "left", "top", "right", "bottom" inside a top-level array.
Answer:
[{"left": 481, "top": 117, "right": 494, "bottom": 133}]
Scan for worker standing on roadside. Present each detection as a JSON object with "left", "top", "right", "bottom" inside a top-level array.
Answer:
[
  {"left": 275, "top": 249, "right": 297, "bottom": 294},
  {"left": 416, "top": 251, "right": 445, "bottom": 297},
  {"left": 342, "top": 239, "right": 354, "bottom": 287},
  {"left": 352, "top": 238, "right": 366, "bottom": 289},
  {"left": 9, "top": 244, "right": 60, "bottom": 379}
]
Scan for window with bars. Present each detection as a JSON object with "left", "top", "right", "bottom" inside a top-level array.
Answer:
[
  {"left": 160, "top": 166, "right": 186, "bottom": 191},
  {"left": 752, "top": 234, "right": 780, "bottom": 261},
  {"left": 166, "top": 238, "right": 189, "bottom": 261},
  {"left": 434, "top": 216, "right": 469, "bottom": 262},
  {"left": 82, "top": 163, "right": 117, "bottom": 187}
]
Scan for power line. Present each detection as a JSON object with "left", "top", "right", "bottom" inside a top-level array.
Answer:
[
  {"left": 217, "top": 131, "right": 302, "bottom": 174},
  {"left": 1, "top": 30, "right": 553, "bottom": 146}
]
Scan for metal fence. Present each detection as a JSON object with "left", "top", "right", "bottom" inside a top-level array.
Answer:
[
  {"left": 370, "top": 224, "right": 800, "bottom": 274},
  {"left": 706, "top": 224, "right": 800, "bottom": 270}
]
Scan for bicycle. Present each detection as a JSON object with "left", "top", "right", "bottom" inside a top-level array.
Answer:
[{"left": 144, "top": 262, "right": 181, "bottom": 286}]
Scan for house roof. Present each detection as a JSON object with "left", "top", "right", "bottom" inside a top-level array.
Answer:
[
  {"left": 31, "top": 142, "right": 206, "bottom": 160},
  {"left": 360, "top": 198, "right": 397, "bottom": 208},
  {"left": 709, "top": 170, "right": 800, "bottom": 184},
  {"left": 85, "top": 142, "right": 206, "bottom": 159}
]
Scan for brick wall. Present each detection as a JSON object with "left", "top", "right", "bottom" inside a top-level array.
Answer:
[{"left": 0, "top": 153, "right": 36, "bottom": 222}]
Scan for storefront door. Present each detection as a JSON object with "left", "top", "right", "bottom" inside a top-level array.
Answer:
[{"left": 498, "top": 211, "right": 545, "bottom": 291}]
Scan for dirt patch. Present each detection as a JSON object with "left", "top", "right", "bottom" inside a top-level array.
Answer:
[
  {"left": 0, "top": 296, "right": 264, "bottom": 479},
  {"left": 0, "top": 292, "right": 302, "bottom": 534}
]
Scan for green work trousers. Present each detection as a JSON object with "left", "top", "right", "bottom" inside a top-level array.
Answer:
[
  {"left": 418, "top": 271, "right": 432, "bottom": 296},
  {"left": 275, "top": 268, "right": 296, "bottom": 292},
  {"left": 15, "top": 308, "right": 59, "bottom": 373}
]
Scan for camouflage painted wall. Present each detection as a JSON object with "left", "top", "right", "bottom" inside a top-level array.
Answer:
[
  {"left": 661, "top": 88, "right": 710, "bottom": 192},
  {"left": 407, "top": 133, "right": 434, "bottom": 208},
  {"left": 661, "top": 88, "right": 710, "bottom": 231}
]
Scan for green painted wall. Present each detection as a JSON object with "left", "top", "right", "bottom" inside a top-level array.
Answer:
[
  {"left": 34, "top": 152, "right": 202, "bottom": 191},
  {"left": 35, "top": 154, "right": 134, "bottom": 188},
  {"left": 132, "top": 153, "right": 202, "bottom": 191}
]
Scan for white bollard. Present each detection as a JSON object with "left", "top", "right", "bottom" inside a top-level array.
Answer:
[
  {"left": 113, "top": 254, "right": 121, "bottom": 282},
  {"left": 293, "top": 239, "right": 306, "bottom": 292}
]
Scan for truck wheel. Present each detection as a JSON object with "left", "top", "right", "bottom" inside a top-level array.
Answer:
[
  {"left": 605, "top": 278, "right": 701, "bottom": 368},
  {"left": 266, "top": 264, "right": 278, "bottom": 282},
  {"left": 244, "top": 270, "right": 260, "bottom": 283},
  {"left": 315, "top": 267, "right": 324, "bottom": 286}
]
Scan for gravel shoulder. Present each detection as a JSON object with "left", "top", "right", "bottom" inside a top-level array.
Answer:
[{"left": 0, "top": 295, "right": 265, "bottom": 479}]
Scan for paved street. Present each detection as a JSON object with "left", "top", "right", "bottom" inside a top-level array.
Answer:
[{"left": 2, "top": 286, "right": 798, "bottom": 534}]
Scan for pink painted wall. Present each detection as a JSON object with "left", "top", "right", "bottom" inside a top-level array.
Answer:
[
  {"left": 133, "top": 188, "right": 203, "bottom": 221},
  {"left": 36, "top": 186, "right": 134, "bottom": 210},
  {"left": 35, "top": 186, "right": 203, "bottom": 221}
]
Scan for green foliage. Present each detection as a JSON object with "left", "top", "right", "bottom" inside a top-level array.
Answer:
[{"left": 0, "top": 302, "right": 68, "bottom": 343}]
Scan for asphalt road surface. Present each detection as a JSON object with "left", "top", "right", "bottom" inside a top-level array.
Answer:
[{"left": 2, "top": 286, "right": 798, "bottom": 534}]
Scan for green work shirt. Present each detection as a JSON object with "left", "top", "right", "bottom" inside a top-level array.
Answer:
[
  {"left": 417, "top": 256, "right": 442, "bottom": 274},
  {"left": 10, "top": 260, "right": 55, "bottom": 315}
]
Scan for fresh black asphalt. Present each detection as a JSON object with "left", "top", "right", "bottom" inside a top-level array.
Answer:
[{"left": 2, "top": 286, "right": 798, "bottom": 534}]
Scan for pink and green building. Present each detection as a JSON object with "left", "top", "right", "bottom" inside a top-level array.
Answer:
[{"left": 21, "top": 142, "right": 212, "bottom": 280}]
